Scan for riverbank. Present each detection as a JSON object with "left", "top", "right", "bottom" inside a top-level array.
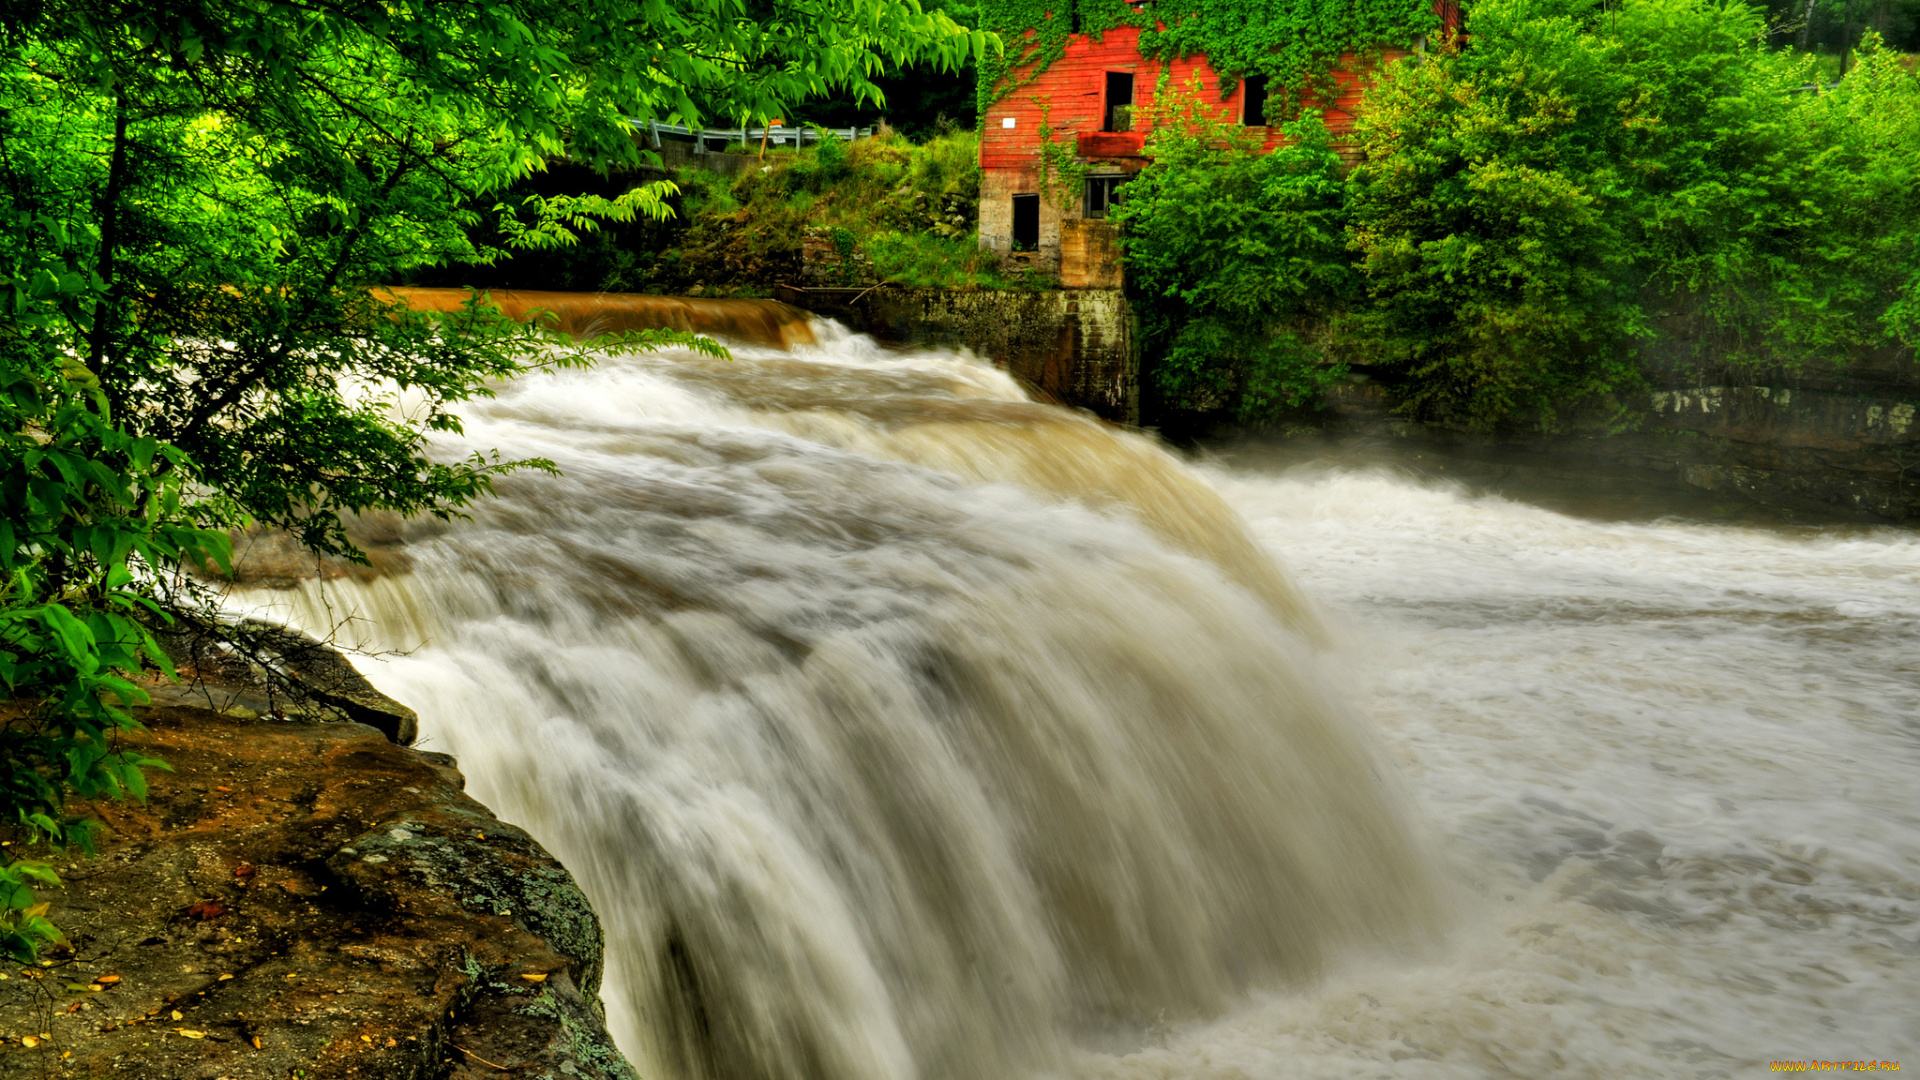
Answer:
[{"left": 0, "top": 686, "right": 634, "bottom": 1080}]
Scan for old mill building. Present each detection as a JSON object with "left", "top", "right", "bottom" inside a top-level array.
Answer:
[{"left": 976, "top": 0, "right": 1462, "bottom": 286}]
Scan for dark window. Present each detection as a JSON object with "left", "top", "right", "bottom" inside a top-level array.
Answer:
[
  {"left": 1242, "top": 74, "right": 1269, "bottom": 126},
  {"left": 1084, "top": 175, "right": 1127, "bottom": 219},
  {"left": 1104, "top": 72, "right": 1135, "bottom": 133},
  {"left": 1011, "top": 194, "right": 1040, "bottom": 250}
]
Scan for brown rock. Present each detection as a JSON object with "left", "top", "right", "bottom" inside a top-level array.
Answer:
[{"left": 0, "top": 705, "right": 634, "bottom": 1080}]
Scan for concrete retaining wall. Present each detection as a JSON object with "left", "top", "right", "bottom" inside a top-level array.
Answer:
[{"left": 776, "top": 285, "right": 1139, "bottom": 424}]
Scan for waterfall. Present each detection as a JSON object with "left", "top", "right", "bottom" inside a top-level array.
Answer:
[{"left": 239, "top": 322, "right": 1440, "bottom": 1080}]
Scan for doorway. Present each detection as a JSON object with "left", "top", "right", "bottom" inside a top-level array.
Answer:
[{"left": 1011, "top": 194, "right": 1040, "bottom": 251}]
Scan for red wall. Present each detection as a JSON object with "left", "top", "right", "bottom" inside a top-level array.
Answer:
[{"left": 981, "top": 25, "right": 1406, "bottom": 171}]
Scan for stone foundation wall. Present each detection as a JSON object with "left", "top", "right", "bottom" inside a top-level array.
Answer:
[
  {"left": 1622, "top": 333, "right": 1920, "bottom": 520},
  {"left": 776, "top": 285, "right": 1138, "bottom": 424},
  {"left": 1321, "top": 336, "right": 1920, "bottom": 522}
]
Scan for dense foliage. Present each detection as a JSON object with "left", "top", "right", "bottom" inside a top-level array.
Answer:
[
  {"left": 1113, "top": 110, "right": 1358, "bottom": 421},
  {"left": 1119, "top": 0, "right": 1920, "bottom": 430},
  {"left": 457, "top": 129, "right": 1040, "bottom": 295},
  {"left": 798, "top": 0, "right": 986, "bottom": 138},
  {"left": 1138, "top": 0, "right": 1439, "bottom": 117},
  {"left": 1348, "top": 0, "right": 1920, "bottom": 428},
  {"left": 0, "top": 0, "right": 978, "bottom": 960}
]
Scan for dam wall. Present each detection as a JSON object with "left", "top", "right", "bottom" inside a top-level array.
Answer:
[{"left": 776, "top": 285, "right": 1139, "bottom": 425}]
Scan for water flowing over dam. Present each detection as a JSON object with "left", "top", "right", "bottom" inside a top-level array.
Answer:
[{"left": 241, "top": 316, "right": 1920, "bottom": 1078}]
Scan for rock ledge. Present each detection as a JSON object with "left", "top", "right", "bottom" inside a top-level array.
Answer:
[{"left": 0, "top": 704, "right": 635, "bottom": 1080}]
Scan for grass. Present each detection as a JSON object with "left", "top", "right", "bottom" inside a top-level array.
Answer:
[{"left": 662, "top": 126, "right": 1054, "bottom": 292}]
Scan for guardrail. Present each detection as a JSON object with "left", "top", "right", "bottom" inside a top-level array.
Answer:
[{"left": 636, "top": 120, "right": 874, "bottom": 154}]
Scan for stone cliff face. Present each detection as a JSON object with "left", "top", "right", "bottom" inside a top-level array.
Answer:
[
  {"left": 1627, "top": 333, "right": 1920, "bottom": 521},
  {"left": 0, "top": 701, "right": 636, "bottom": 1080}
]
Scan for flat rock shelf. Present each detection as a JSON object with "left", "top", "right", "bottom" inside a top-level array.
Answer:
[{"left": 0, "top": 703, "right": 634, "bottom": 1080}]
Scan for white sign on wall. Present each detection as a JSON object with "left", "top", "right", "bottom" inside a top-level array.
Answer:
[{"left": 1002, "top": 117, "right": 1016, "bottom": 129}]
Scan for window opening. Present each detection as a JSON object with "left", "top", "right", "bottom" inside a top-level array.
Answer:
[
  {"left": 1011, "top": 194, "right": 1040, "bottom": 251},
  {"left": 1084, "top": 175, "right": 1127, "bottom": 219},
  {"left": 1104, "top": 72, "right": 1135, "bottom": 133},
  {"left": 1242, "top": 74, "right": 1269, "bottom": 126}
]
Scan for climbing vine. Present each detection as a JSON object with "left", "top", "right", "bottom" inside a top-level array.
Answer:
[
  {"left": 978, "top": 0, "right": 1440, "bottom": 121},
  {"left": 1032, "top": 99, "right": 1097, "bottom": 210},
  {"left": 1140, "top": 0, "right": 1439, "bottom": 118},
  {"left": 977, "top": 0, "right": 1146, "bottom": 115}
]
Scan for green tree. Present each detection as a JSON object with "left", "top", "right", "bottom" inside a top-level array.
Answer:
[
  {"left": 0, "top": 0, "right": 981, "bottom": 959},
  {"left": 1347, "top": 0, "right": 1920, "bottom": 430},
  {"left": 1116, "top": 108, "right": 1358, "bottom": 423}
]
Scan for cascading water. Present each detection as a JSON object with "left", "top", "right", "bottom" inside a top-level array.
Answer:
[
  {"left": 238, "top": 323, "right": 1441, "bottom": 1080},
  {"left": 238, "top": 317, "right": 1920, "bottom": 1078}
]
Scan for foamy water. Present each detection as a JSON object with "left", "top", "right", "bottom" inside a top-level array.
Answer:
[
  {"left": 240, "top": 325, "right": 1919, "bottom": 1079},
  {"left": 1116, "top": 466, "right": 1920, "bottom": 1079}
]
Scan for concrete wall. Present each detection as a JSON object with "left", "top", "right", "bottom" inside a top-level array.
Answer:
[
  {"left": 1060, "top": 219, "right": 1124, "bottom": 288},
  {"left": 1319, "top": 329, "right": 1920, "bottom": 522},
  {"left": 1622, "top": 329, "right": 1920, "bottom": 520},
  {"left": 776, "top": 286, "right": 1138, "bottom": 424}
]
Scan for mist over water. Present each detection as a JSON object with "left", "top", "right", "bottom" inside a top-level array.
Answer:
[{"left": 244, "top": 323, "right": 1920, "bottom": 1079}]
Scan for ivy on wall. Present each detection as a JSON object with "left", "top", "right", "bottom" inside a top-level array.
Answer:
[
  {"left": 978, "top": 0, "right": 1146, "bottom": 115},
  {"left": 978, "top": 0, "right": 1440, "bottom": 121}
]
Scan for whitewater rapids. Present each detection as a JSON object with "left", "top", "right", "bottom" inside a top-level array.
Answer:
[{"left": 240, "top": 323, "right": 1919, "bottom": 1079}]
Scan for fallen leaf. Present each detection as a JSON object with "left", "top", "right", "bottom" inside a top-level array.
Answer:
[
  {"left": 170, "top": 1010, "right": 182, "bottom": 1021},
  {"left": 19, "top": 1036, "right": 37, "bottom": 1048},
  {"left": 518, "top": 973, "right": 548, "bottom": 982},
  {"left": 218, "top": 974, "right": 233, "bottom": 981},
  {"left": 65, "top": 1004, "right": 80, "bottom": 1014},
  {"left": 95, "top": 974, "right": 120, "bottom": 984},
  {"left": 215, "top": 786, "right": 233, "bottom": 793},
  {"left": 251, "top": 1036, "right": 263, "bottom": 1049},
  {"left": 85, "top": 984, "right": 103, "bottom": 992},
  {"left": 360, "top": 1034, "right": 372, "bottom": 1043},
  {"left": 174, "top": 1028, "right": 205, "bottom": 1039},
  {"left": 185, "top": 901, "right": 228, "bottom": 921},
  {"left": 234, "top": 863, "right": 255, "bottom": 879}
]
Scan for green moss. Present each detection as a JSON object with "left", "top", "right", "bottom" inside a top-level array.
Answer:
[{"left": 520, "top": 988, "right": 640, "bottom": 1080}]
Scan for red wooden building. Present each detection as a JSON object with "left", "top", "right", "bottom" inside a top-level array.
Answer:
[{"left": 977, "top": 12, "right": 1454, "bottom": 286}]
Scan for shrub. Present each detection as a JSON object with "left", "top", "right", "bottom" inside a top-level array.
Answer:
[
  {"left": 1347, "top": 0, "right": 1920, "bottom": 430},
  {"left": 1115, "top": 109, "right": 1357, "bottom": 422}
]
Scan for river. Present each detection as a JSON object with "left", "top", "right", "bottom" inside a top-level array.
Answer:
[{"left": 244, "top": 323, "right": 1920, "bottom": 1079}]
